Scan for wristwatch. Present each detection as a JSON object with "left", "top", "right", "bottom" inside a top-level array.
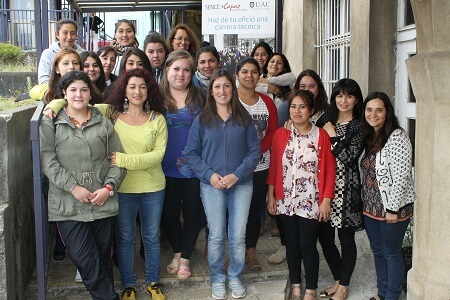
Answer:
[{"left": 104, "top": 184, "right": 114, "bottom": 197}]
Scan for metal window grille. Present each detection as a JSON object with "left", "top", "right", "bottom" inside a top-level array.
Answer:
[{"left": 316, "top": 0, "right": 351, "bottom": 95}]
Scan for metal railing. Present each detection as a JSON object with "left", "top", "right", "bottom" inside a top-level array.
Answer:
[
  {"left": 315, "top": 0, "right": 351, "bottom": 95},
  {"left": 0, "top": 9, "right": 71, "bottom": 50}
]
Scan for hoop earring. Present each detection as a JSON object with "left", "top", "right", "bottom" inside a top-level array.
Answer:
[
  {"left": 144, "top": 101, "right": 151, "bottom": 114},
  {"left": 123, "top": 97, "right": 129, "bottom": 113}
]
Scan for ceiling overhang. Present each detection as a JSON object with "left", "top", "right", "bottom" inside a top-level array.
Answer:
[{"left": 68, "top": 0, "right": 202, "bottom": 12}]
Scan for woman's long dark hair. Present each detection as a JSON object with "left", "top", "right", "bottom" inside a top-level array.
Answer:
[
  {"left": 105, "top": 68, "right": 165, "bottom": 117},
  {"left": 362, "top": 91, "right": 400, "bottom": 155},
  {"left": 200, "top": 69, "right": 250, "bottom": 128},
  {"left": 327, "top": 78, "right": 363, "bottom": 124},
  {"left": 119, "top": 48, "right": 152, "bottom": 74},
  {"left": 80, "top": 51, "right": 107, "bottom": 93},
  {"left": 292, "top": 69, "right": 328, "bottom": 115},
  {"left": 262, "top": 52, "right": 291, "bottom": 77}
]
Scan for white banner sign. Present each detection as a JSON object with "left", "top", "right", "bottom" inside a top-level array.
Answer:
[{"left": 202, "top": 0, "right": 276, "bottom": 35}]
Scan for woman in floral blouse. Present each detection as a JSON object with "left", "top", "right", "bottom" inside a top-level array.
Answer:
[{"left": 267, "top": 89, "right": 336, "bottom": 300}]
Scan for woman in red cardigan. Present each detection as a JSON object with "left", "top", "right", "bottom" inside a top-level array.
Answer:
[{"left": 267, "top": 89, "right": 336, "bottom": 300}]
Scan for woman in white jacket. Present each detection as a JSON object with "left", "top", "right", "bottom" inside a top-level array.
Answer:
[{"left": 360, "top": 92, "right": 414, "bottom": 300}]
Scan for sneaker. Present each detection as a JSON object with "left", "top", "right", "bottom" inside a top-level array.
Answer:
[
  {"left": 212, "top": 282, "right": 227, "bottom": 300},
  {"left": 268, "top": 245, "right": 286, "bottom": 264},
  {"left": 121, "top": 287, "right": 136, "bottom": 300},
  {"left": 146, "top": 282, "right": 165, "bottom": 300},
  {"left": 74, "top": 269, "right": 82, "bottom": 283},
  {"left": 228, "top": 279, "right": 246, "bottom": 299}
]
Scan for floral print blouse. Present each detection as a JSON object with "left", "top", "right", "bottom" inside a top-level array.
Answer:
[{"left": 275, "top": 124, "right": 319, "bottom": 219}]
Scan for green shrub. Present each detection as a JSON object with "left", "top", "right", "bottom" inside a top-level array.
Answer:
[{"left": 0, "top": 43, "right": 24, "bottom": 64}]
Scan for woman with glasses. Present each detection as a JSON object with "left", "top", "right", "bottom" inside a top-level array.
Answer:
[{"left": 166, "top": 23, "right": 200, "bottom": 58}]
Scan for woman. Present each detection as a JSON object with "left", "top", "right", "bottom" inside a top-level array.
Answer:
[
  {"left": 38, "top": 18, "right": 85, "bottom": 84},
  {"left": 40, "top": 70, "right": 125, "bottom": 300},
  {"left": 315, "top": 79, "right": 364, "bottom": 300},
  {"left": 143, "top": 32, "right": 169, "bottom": 83},
  {"left": 267, "top": 89, "right": 336, "bottom": 300},
  {"left": 160, "top": 50, "right": 205, "bottom": 280},
  {"left": 166, "top": 23, "right": 200, "bottom": 57},
  {"left": 81, "top": 51, "right": 107, "bottom": 104},
  {"left": 184, "top": 69, "right": 260, "bottom": 300},
  {"left": 261, "top": 52, "right": 295, "bottom": 126},
  {"left": 97, "top": 46, "right": 118, "bottom": 85},
  {"left": 105, "top": 68, "right": 168, "bottom": 300},
  {"left": 236, "top": 57, "right": 278, "bottom": 271},
  {"left": 193, "top": 45, "right": 220, "bottom": 93},
  {"left": 360, "top": 92, "right": 414, "bottom": 300},
  {"left": 111, "top": 19, "right": 139, "bottom": 76},
  {"left": 30, "top": 48, "right": 82, "bottom": 104},
  {"left": 293, "top": 69, "right": 329, "bottom": 124},
  {"left": 250, "top": 42, "right": 272, "bottom": 73},
  {"left": 104, "top": 48, "right": 152, "bottom": 99}
]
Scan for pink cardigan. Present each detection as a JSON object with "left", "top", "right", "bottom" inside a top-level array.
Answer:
[{"left": 267, "top": 126, "right": 336, "bottom": 205}]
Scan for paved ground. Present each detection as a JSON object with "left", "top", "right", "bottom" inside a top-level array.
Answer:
[{"left": 26, "top": 223, "right": 407, "bottom": 300}]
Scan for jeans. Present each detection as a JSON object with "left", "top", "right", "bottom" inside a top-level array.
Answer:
[
  {"left": 364, "top": 215, "right": 410, "bottom": 300},
  {"left": 115, "top": 191, "right": 165, "bottom": 287},
  {"left": 201, "top": 181, "right": 253, "bottom": 283}
]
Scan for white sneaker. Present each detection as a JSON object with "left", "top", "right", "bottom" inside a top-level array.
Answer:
[
  {"left": 268, "top": 245, "right": 286, "bottom": 264},
  {"left": 75, "top": 269, "right": 82, "bottom": 282}
]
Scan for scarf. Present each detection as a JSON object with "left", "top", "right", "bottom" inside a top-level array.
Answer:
[
  {"left": 110, "top": 39, "right": 139, "bottom": 56},
  {"left": 195, "top": 70, "right": 210, "bottom": 90}
]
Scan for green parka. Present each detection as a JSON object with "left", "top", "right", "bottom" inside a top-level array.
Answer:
[{"left": 40, "top": 106, "right": 126, "bottom": 222}]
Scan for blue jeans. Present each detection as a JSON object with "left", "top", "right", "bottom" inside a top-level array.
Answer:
[
  {"left": 115, "top": 191, "right": 164, "bottom": 287},
  {"left": 364, "top": 215, "right": 410, "bottom": 300},
  {"left": 201, "top": 181, "right": 253, "bottom": 283}
]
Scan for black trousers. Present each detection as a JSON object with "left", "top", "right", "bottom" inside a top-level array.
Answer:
[
  {"left": 162, "top": 177, "right": 202, "bottom": 259},
  {"left": 57, "top": 217, "right": 117, "bottom": 300},
  {"left": 279, "top": 214, "right": 321, "bottom": 290},
  {"left": 319, "top": 221, "right": 357, "bottom": 286},
  {"left": 245, "top": 169, "right": 268, "bottom": 249}
]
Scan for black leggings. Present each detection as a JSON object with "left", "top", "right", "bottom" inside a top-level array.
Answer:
[
  {"left": 319, "top": 222, "right": 357, "bottom": 286},
  {"left": 161, "top": 177, "right": 202, "bottom": 259},
  {"left": 279, "top": 214, "right": 321, "bottom": 290},
  {"left": 245, "top": 169, "right": 268, "bottom": 249}
]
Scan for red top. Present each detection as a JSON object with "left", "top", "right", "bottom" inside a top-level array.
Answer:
[{"left": 267, "top": 126, "right": 336, "bottom": 205}]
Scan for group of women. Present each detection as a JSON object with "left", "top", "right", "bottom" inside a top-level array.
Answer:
[{"left": 37, "top": 18, "right": 414, "bottom": 300}]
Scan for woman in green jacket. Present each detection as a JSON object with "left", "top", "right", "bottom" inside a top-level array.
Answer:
[{"left": 40, "top": 70, "right": 126, "bottom": 300}]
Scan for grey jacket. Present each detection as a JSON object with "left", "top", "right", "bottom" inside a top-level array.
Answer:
[
  {"left": 40, "top": 106, "right": 126, "bottom": 222},
  {"left": 37, "top": 42, "right": 85, "bottom": 84}
]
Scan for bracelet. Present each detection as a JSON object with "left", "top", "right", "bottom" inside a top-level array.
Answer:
[
  {"left": 103, "top": 185, "right": 112, "bottom": 192},
  {"left": 69, "top": 181, "right": 77, "bottom": 193}
]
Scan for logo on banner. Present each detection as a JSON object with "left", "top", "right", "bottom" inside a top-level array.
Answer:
[{"left": 249, "top": 1, "right": 270, "bottom": 9}]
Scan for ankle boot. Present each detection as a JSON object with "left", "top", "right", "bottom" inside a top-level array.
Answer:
[{"left": 246, "top": 248, "right": 261, "bottom": 271}]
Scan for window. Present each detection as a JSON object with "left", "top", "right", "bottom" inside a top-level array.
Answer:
[{"left": 316, "top": 0, "right": 351, "bottom": 95}]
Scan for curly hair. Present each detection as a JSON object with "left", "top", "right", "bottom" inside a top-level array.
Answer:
[{"left": 105, "top": 68, "right": 165, "bottom": 117}]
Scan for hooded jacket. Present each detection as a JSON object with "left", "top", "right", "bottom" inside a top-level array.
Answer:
[
  {"left": 37, "top": 42, "right": 85, "bottom": 84},
  {"left": 40, "top": 106, "right": 126, "bottom": 222}
]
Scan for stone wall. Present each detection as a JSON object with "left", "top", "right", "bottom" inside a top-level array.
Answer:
[
  {"left": 0, "top": 72, "right": 38, "bottom": 97},
  {"left": 0, "top": 105, "right": 37, "bottom": 300}
]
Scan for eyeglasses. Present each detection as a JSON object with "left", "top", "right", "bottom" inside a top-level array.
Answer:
[{"left": 173, "top": 36, "right": 190, "bottom": 42}]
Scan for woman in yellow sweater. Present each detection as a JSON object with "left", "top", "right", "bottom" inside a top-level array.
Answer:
[{"left": 44, "top": 68, "right": 168, "bottom": 300}]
